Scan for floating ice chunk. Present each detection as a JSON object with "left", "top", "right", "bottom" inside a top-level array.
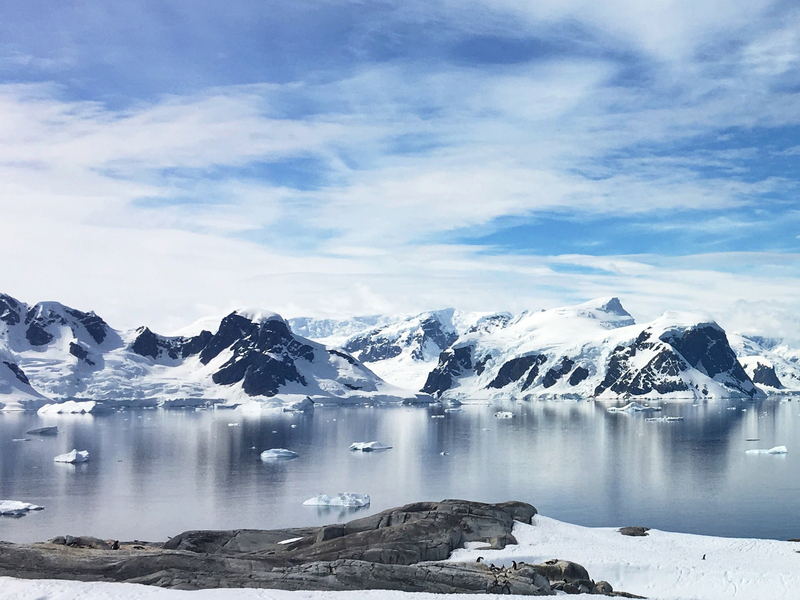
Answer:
[
  {"left": 285, "top": 397, "right": 315, "bottom": 412},
  {"left": 444, "top": 408, "right": 462, "bottom": 413},
  {"left": 303, "top": 493, "right": 370, "bottom": 507},
  {"left": 745, "top": 445, "right": 788, "bottom": 455},
  {"left": 260, "top": 448, "right": 299, "bottom": 461},
  {"left": 26, "top": 426, "right": 58, "bottom": 436},
  {"left": 290, "top": 424, "right": 298, "bottom": 429},
  {"left": 227, "top": 423, "right": 240, "bottom": 427},
  {"left": 349, "top": 441, "right": 392, "bottom": 452},
  {"left": 0, "top": 500, "right": 44, "bottom": 516},
  {"left": 54, "top": 449, "right": 90, "bottom": 463},
  {"left": 495, "top": 411, "right": 514, "bottom": 419},
  {"left": 645, "top": 416, "right": 685, "bottom": 422},
  {"left": 431, "top": 414, "right": 444, "bottom": 419},
  {"left": 607, "top": 402, "right": 662, "bottom": 413},
  {"left": 11, "top": 438, "right": 31, "bottom": 442}
]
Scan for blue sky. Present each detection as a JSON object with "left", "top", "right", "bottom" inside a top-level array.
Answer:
[{"left": 1, "top": 0, "right": 799, "bottom": 336}]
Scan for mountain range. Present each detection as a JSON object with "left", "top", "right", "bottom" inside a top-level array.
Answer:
[{"left": 1, "top": 292, "right": 797, "bottom": 411}]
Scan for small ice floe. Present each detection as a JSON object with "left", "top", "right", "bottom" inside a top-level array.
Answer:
[
  {"left": 607, "top": 402, "right": 662, "bottom": 413},
  {"left": 284, "top": 397, "right": 315, "bottom": 413},
  {"left": 260, "top": 448, "right": 299, "bottom": 461},
  {"left": 440, "top": 451, "right": 449, "bottom": 456},
  {"left": 54, "top": 449, "right": 90, "bottom": 463},
  {"left": 746, "top": 445, "right": 788, "bottom": 455},
  {"left": 431, "top": 414, "right": 445, "bottom": 419},
  {"left": 0, "top": 500, "right": 44, "bottom": 516},
  {"left": 290, "top": 424, "right": 298, "bottom": 429},
  {"left": 38, "top": 401, "right": 99, "bottom": 415},
  {"left": 26, "top": 426, "right": 58, "bottom": 436},
  {"left": 444, "top": 408, "right": 462, "bottom": 413},
  {"left": 349, "top": 441, "right": 392, "bottom": 452},
  {"left": 495, "top": 411, "right": 514, "bottom": 419},
  {"left": 11, "top": 438, "right": 31, "bottom": 442},
  {"left": 303, "top": 493, "right": 370, "bottom": 507},
  {"left": 645, "top": 416, "right": 685, "bottom": 423},
  {"left": 227, "top": 423, "right": 240, "bottom": 427}
]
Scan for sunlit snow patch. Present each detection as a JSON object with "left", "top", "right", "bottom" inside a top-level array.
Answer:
[
  {"left": 349, "top": 441, "right": 392, "bottom": 452},
  {"left": 54, "top": 449, "right": 89, "bottom": 463},
  {"left": 260, "top": 448, "right": 299, "bottom": 461},
  {"left": 745, "top": 445, "right": 788, "bottom": 455},
  {"left": 303, "top": 493, "right": 370, "bottom": 507}
]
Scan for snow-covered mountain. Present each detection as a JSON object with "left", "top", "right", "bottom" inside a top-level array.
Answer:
[
  {"left": 729, "top": 334, "right": 800, "bottom": 392},
  {"left": 298, "top": 309, "right": 512, "bottom": 390},
  {"left": 421, "top": 298, "right": 766, "bottom": 401},
  {"left": 0, "top": 293, "right": 422, "bottom": 410}
]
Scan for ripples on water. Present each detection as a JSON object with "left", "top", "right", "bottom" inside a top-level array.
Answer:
[{"left": 1, "top": 398, "right": 799, "bottom": 543}]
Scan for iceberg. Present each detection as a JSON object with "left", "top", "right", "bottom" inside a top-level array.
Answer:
[
  {"left": 645, "top": 416, "right": 685, "bottom": 422},
  {"left": 54, "top": 449, "right": 90, "bottom": 463},
  {"left": 349, "top": 441, "right": 392, "bottom": 452},
  {"left": 260, "top": 448, "right": 299, "bottom": 461},
  {"left": 26, "top": 426, "right": 58, "bottom": 435},
  {"left": 745, "top": 445, "right": 788, "bottom": 455},
  {"left": 607, "top": 402, "right": 662, "bottom": 413},
  {"left": 494, "top": 411, "right": 514, "bottom": 419},
  {"left": 0, "top": 500, "right": 44, "bottom": 516},
  {"left": 303, "top": 493, "right": 370, "bottom": 508}
]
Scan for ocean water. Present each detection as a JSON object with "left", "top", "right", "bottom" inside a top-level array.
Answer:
[{"left": 1, "top": 398, "right": 799, "bottom": 543}]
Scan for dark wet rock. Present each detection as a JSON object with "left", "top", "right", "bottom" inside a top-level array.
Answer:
[
  {"left": 619, "top": 526, "right": 650, "bottom": 537},
  {"left": 0, "top": 499, "right": 639, "bottom": 597},
  {"left": 422, "top": 345, "right": 473, "bottom": 396},
  {"left": 2, "top": 360, "right": 30, "bottom": 385},
  {"left": 750, "top": 362, "right": 783, "bottom": 389}
]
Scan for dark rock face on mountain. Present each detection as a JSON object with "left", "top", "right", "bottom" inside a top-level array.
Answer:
[
  {"left": 595, "top": 324, "right": 761, "bottom": 398},
  {"left": 0, "top": 499, "right": 637, "bottom": 596},
  {"left": 422, "top": 345, "right": 473, "bottom": 396},
  {"left": 64, "top": 308, "right": 109, "bottom": 345},
  {"left": 0, "top": 294, "right": 22, "bottom": 326},
  {"left": 750, "top": 362, "right": 783, "bottom": 388},
  {"left": 489, "top": 354, "right": 547, "bottom": 390},
  {"left": 568, "top": 366, "right": 589, "bottom": 386},
  {"left": 542, "top": 358, "right": 575, "bottom": 389},
  {"left": 68, "top": 342, "right": 95, "bottom": 365},
  {"left": 2, "top": 360, "right": 29, "bottom": 385},
  {"left": 345, "top": 333, "right": 403, "bottom": 362},
  {"left": 199, "top": 314, "right": 316, "bottom": 397},
  {"left": 130, "top": 327, "right": 213, "bottom": 361}
]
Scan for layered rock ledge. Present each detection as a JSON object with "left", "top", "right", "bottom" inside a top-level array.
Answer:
[{"left": 0, "top": 499, "right": 641, "bottom": 596}]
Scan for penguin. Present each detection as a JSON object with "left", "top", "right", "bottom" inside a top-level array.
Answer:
[
  {"left": 111, "top": 540, "right": 119, "bottom": 550},
  {"left": 476, "top": 556, "right": 484, "bottom": 563},
  {"left": 702, "top": 554, "right": 706, "bottom": 560},
  {"left": 511, "top": 560, "right": 518, "bottom": 570}
]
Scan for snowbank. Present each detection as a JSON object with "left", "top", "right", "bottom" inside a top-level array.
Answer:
[
  {"left": 303, "top": 493, "right": 370, "bottom": 507},
  {"left": 54, "top": 449, "right": 90, "bottom": 463}
]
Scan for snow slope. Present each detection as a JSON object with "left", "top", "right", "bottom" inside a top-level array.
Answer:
[
  {"left": 296, "top": 308, "right": 511, "bottom": 390},
  {"left": 5, "top": 513, "right": 800, "bottom": 599},
  {"left": 729, "top": 333, "right": 800, "bottom": 393},
  {"left": 422, "top": 298, "right": 763, "bottom": 401},
  {"left": 0, "top": 293, "right": 423, "bottom": 409}
]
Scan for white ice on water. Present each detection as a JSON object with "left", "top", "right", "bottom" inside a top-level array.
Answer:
[
  {"left": 349, "top": 441, "right": 392, "bottom": 452},
  {"left": 303, "top": 493, "right": 370, "bottom": 507},
  {"left": 260, "top": 448, "right": 299, "bottom": 461},
  {"left": 607, "top": 402, "right": 662, "bottom": 413},
  {"left": 53, "top": 449, "right": 89, "bottom": 463},
  {"left": 494, "top": 411, "right": 514, "bottom": 419},
  {"left": 745, "top": 445, "right": 788, "bottom": 455},
  {"left": 0, "top": 500, "right": 44, "bottom": 516}
]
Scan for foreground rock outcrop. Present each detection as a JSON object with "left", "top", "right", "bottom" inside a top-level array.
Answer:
[{"left": 0, "top": 499, "right": 640, "bottom": 596}]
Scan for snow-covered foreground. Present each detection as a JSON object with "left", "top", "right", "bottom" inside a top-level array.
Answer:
[{"left": 3, "top": 515, "right": 800, "bottom": 600}]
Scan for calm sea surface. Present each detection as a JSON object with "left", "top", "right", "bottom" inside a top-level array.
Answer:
[{"left": 2, "top": 398, "right": 800, "bottom": 543}]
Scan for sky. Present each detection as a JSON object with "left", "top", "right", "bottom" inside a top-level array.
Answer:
[{"left": 1, "top": 0, "right": 800, "bottom": 338}]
